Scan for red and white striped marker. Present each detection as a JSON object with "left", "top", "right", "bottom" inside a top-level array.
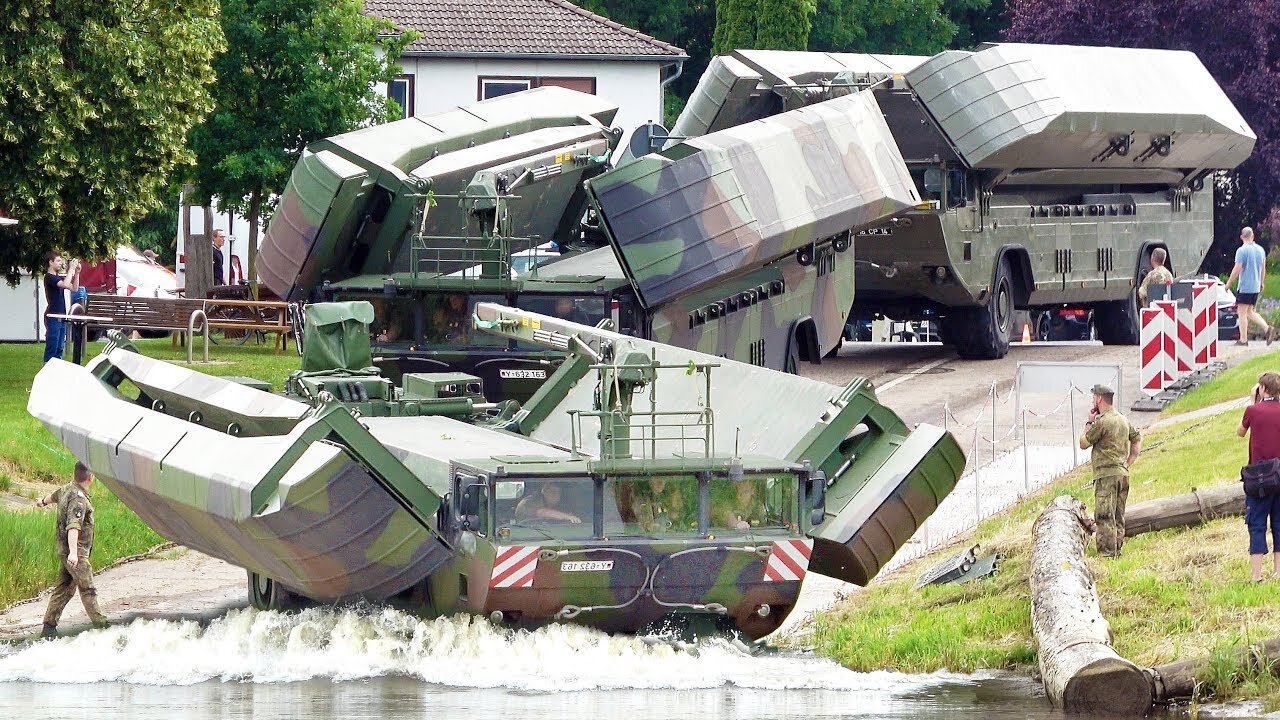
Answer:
[
  {"left": 762, "top": 539, "right": 813, "bottom": 582},
  {"left": 1172, "top": 298, "right": 1194, "bottom": 380},
  {"left": 490, "top": 546, "right": 538, "bottom": 589},
  {"left": 1192, "top": 280, "right": 1219, "bottom": 364},
  {"left": 1140, "top": 306, "right": 1175, "bottom": 396}
]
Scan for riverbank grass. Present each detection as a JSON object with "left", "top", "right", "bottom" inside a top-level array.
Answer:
[
  {"left": 0, "top": 339, "right": 301, "bottom": 608},
  {"left": 812, "top": 411, "right": 1280, "bottom": 701}
]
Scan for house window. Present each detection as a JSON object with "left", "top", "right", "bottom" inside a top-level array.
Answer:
[
  {"left": 389, "top": 75, "right": 415, "bottom": 118},
  {"left": 478, "top": 76, "right": 596, "bottom": 100},
  {"left": 480, "top": 78, "right": 533, "bottom": 100}
]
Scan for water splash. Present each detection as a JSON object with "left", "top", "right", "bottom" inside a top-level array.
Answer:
[{"left": 0, "top": 607, "right": 967, "bottom": 691}]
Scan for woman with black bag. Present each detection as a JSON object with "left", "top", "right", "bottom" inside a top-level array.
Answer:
[{"left": 1237, "top": 372, "right": 1280, "bottom": 582}]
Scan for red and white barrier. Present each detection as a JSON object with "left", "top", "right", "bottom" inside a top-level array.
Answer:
[
  {"left": 1141, "top": 304, "right": 1176, "bottom": 396},
  {"left": 1175, "top": 297, "right": 1195, "bottom": 380},
  {"left": 1192, "top": 280, "right": 1219, "bottom": 364}
]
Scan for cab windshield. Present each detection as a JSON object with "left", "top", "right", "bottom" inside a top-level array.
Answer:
[
  {"left": 494, "top": 474, "right": 798, "bottom": 540},
  {"left": 516, "top": 294, "right": 608, "bottom": 328}
]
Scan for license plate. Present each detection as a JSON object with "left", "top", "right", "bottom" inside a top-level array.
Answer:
[
  {"left": 561, "top": 560, "right": 613, "bottom": 572},
  {"left": 499, "top": 369, "right": 547, "bottom": 379}
]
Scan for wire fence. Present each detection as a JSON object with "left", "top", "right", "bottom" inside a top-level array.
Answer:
[{"left": 884, "top": 382, "right": 1100, "bottom": 573}]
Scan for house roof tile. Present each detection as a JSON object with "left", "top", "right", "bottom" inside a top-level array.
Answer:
[{"left": 365, "top": 0, "right": 686, "bottom": 59}]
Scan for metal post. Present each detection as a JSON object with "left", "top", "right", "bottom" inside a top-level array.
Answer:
[
  {"left": 943, "top": 403, "right": 948, "bottom": 433},
  {"left": 973, "top": 427, "right": 982, "bottom": 520},
  {"left": 1069, "top": 388, "right": 1079, "bottom": 467},
  {"left": 1022, "top": 409, "right": 1031, "bottom": 495},
  {"left": 187, "top": 309, "right": 209, "bottom": 363},
  {"left": 990, "top": 383, "right": 997, "bottom": 468}
]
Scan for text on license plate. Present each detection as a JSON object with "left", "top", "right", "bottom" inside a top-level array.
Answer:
[
  {"left": 561, "top": 560, "right": 614, "bottom": 572},
  {"left": 500, "top": 369, "right": 548, "bottom": 379}
]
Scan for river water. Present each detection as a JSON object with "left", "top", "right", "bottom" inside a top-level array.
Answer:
[{"left": 0, "top": 606, "right": 1263, "bottom": 720}]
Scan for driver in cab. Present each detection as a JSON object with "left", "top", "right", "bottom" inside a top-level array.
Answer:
[{"left": 515, "top": 483, "right": 582, "bottom": 524}]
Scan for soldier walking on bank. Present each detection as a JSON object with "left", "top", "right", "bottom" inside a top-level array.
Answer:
[
  {"left": 1079, "top": 384, "right": 1142, "bottom": 557},
  {"left": 35, "top": 462, "right": 108, "bottom": 637}
]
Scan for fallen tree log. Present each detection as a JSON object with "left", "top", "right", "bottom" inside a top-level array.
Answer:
[
  {"left": 1125, "top": 483, "right": 1244, "bottom": 538},
  {"left": 1149, "top": 638, "right": 1280, "bottom": 703},
  {"left": 1031, "top": 495, "right": 1152, "bottom": 715}
]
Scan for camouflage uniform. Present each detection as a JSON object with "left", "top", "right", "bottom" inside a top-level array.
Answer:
[
  {"left": 1138, "top": 265, "right": 1174, "bottom": 305},
  {"left": 1082, "top": 409, "right": 1141, "bottom": 556},
  {"left": 42, "top": 482, "right": 107, "bottom": 632}
]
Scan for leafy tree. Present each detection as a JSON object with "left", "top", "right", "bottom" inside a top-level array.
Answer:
[
  {"left": 578, "top": 0, "right": 716, "bottom": 102},
  {"left": 1005, "top": 0, "right": 1280, "bottom": 272},
  {"left": 809, "top": 0, "right": 996, "bottom": 56},
  {"left": 0, "top": 0, "right": 220, "bottom": 284},
  {"left": 713, "top": 0, "right": 817, "bottom": 54},
  {"left": 190, "top": 0, "right": 412, "bottom": 296}
]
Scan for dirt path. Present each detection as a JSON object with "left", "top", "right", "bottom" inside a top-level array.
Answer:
[{"left": 0, "top": 548, "right": 244, "bottom": 641}]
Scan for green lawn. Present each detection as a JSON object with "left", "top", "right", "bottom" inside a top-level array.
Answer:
[{"left": 0, "top": 339, "right": 302, "bottom": 608}]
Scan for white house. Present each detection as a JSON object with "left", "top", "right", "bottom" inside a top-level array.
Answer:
[{"left": 365, "top": 0, "right": 686, "bottom": 145}]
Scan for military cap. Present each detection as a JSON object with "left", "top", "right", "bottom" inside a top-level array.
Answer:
[{"left": 1090, "top": 383, "right": 1115, "bottom": 397}]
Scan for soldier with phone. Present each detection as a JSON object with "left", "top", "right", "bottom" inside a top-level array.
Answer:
[{"left": 1079, "top": 384, "right": 1142, "bottom": 556}]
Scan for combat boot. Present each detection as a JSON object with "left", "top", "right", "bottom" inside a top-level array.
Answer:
[{"left": 40, "top": 623, "right": 57, "bottom": 639}]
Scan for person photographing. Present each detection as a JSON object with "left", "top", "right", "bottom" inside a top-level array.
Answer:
[
  {"left": 1238, "top": 372, "right": 1280, "bottom": 582},
  {"left": 1079, "top": 384, "right": 1142, "bottom": 557}
]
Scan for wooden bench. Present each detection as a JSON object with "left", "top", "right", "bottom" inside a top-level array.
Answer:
[{"left": 76, "top": 294, "right": 295, "bottom": 358}]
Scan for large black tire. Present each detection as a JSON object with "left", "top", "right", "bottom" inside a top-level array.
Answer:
[
  {"left": 1094, "top": 289, "right": 1140, "bottom": 345},
  {"left": 248, "top": 570, "right": 299, "bottom": 611},
  {"left": 947, "top": 257, "right": 1014, "bottom": 359},
  {"left": 1094, "top": 247, "right": 1150, "bottom": 346}
]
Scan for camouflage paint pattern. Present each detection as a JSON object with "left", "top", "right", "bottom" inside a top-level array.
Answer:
[
  {"left": 586, "top": 89, "right": 919, "bottom": 309},
  {"left": 29, "top": 356, "right": 453, "bottom": 602},
  {"left": 473, "top": 303, "right": 965, "bottom": 587},
  {"left": 260, "top": 87, "right": 622, "bottom": 301}
]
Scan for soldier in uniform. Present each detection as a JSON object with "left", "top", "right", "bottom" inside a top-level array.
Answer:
[
  {"left": 35, "top": 462, "right": 108, "bottom": 636},
  {"left": 1138, "top": 247, "right": 1174, "bottom": 305},
  {"left": 1079, "top": 384, "right": 1142, "bottom": 556}
]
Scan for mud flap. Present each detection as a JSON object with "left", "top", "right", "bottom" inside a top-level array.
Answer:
[{"left": 807, "top": 425, "right": 965, "bottom": 585}]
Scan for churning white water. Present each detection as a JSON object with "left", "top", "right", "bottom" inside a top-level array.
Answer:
[{"left": 0, "top": 607, "right": 962, "bottom": 692}]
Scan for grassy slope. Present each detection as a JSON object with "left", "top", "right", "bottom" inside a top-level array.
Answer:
[
  {"left": 1165, "top": 349, "right": 1280, "bottom": 414},
  {"left": 0, "top": 339, "right": 301, "bottom": 608},
  {"left": 814, "top": 352, "right": 1280, "bottom": 699}
]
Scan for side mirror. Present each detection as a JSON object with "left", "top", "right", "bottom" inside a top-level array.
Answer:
[
  {"left": 808, "top": 471, "right": 827, "bottom": 527},
  {"left": 458, "top": 482, "right": 484, "bottom": 531}
]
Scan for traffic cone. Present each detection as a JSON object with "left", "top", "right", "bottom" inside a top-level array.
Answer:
[{"left": 1022, "top": 323, "right": 1032, "bottom": 343}]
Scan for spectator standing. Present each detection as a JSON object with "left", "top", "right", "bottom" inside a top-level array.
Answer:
[
  {"left": 42, "top": 252, "right": 79, "bottom": 363},
  {"left": 1226, "top": 226, "right": 1275, "bottom": 345},
  {"left": 212, "top": 229, "right": 226, "bottom": 285},
  {"left": 1238, "top": 372, "right": 1280, "bottom": 582}
]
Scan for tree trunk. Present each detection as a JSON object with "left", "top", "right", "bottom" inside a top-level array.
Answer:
[
  {"left": 1031, "top": 495, "right": 1153, "bottom": 715},
  {"left": 1150, "top": 638, "right": 1280, "bottom": 703},
  {"left": 248, "top": 187, "right": 261, "bottom": 301},
  {"left": 1125, "top": 483, "right": 1245, "bottom": 538},
  {"left": 181, "top": 187, "right": 213, "bottom": 300}
]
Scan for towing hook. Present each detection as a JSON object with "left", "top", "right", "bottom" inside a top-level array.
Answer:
[{"left": 556, "top": 605, "right": 583, "bottom": 620}]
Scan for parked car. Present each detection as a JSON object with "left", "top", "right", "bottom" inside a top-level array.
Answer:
[{"left": 1034, "top": 307, "right": 1096, "bottom": 341}]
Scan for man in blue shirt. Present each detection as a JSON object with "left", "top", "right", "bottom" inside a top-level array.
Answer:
[{"left": 1227, "top": 226, "right": 1275, "bottom": 346}]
